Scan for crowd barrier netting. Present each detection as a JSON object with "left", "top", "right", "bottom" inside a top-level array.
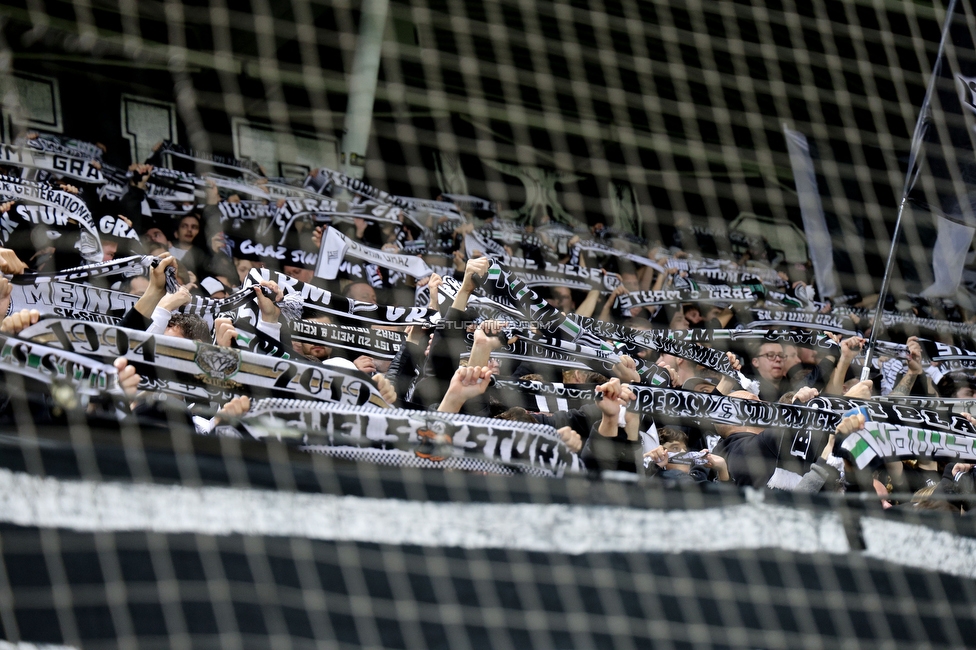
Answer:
[{"left": 0, "top": 0, "right": 974, "bottom": 647}]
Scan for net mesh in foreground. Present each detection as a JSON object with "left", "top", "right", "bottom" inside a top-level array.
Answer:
[
  {"left": 0, "top": 0, "right": 971, "bottom": 297},
  {"left": 0, "top": 0, "right": 973, "bottom": 648},
  {"left": 0, "top": 423, "right": 974, "bottom": 650}
]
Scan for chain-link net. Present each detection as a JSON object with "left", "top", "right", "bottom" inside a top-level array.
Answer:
[{"left": 0, "top": 0, "right": 974, "bottom": 648}]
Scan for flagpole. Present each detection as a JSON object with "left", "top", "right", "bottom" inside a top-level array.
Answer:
[{"left": 860, "top": 0, "right": 959, "bottom": 381}]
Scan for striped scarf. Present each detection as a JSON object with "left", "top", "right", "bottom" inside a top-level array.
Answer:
[
  {"left": 238, "top": 398, "right": 581, "bottom": 477},
  {"left": 18, "top": 319, "right": 390, "bottom": 408},
  {"left": 841, "top": 421, "right": 976, "bottom": 469}
]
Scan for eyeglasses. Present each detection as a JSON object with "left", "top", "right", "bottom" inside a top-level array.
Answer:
[{"left": 757, "top": 353, "right": 784, "bottom": 360}]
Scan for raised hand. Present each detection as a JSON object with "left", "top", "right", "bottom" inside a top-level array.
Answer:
[
  {"left": 158, "top": 285, "right": 191, "bottom": 312},
  {"left": 372, "top": 373, "right": 397, "bottom": 404},
  {"left": 438, "top": 365, "right": 494, "bottom": 413},
  {"left": 595, "top": 377, "right": 636, "bottom": 418},
  {"left": 113, "top": 357, "right": 142, "bottom": 398},
  {"left": 0, "top": 248, "right": 27, "bottom": 275},
  {"left": 461, "top": 257, "right": 490, "bottom": 292},
  {"left": 215, "top": 395, "right": 251, "bottom": 425},
  {"left": 843, "top": 379, "right": 873, "bottom": 400},
  {"left": 253, "top": 280, "right": 283, "bottom": 323},
  {"left": 556, "top": 426, "right": 582, "bottom": 453},
  {"left": 214, "top": 317, "right": 239, "bottom": 348},
  {"left": 0, "top": 308, "right": 39, "bottom": 335},
  {"left": 835, "top": 412, "right": 866, "bottom": 435},
  {"left": 644, "top": 445, "right": 669, "bottom": 467},
  {"left": 792, "top": 386, "right": 819, "bottom": 403},
  {"left": 353, "top": 355, "right": 377, "bottom": 375}
]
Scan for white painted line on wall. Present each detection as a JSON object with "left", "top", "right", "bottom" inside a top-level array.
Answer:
[
  {"left": 0, "top": 641, "right": 79, "bottom": 650},
  {"left": 861, "top": 516, "right": 976, "bottom": 580},
  {"left": 0, "top": 468, "right": 849, "bottom": 555},
  {"left": 6, "top": 467, "right": 976, "bottom": 578}
]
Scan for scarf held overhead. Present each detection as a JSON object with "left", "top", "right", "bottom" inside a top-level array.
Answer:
[{"left": 18, "top": 319, "right": 391, "bottom": 408}]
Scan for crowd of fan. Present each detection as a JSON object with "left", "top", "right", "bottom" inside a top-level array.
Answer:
[{"left": 1, "top": 134, "right": 975, "bottom": 514}]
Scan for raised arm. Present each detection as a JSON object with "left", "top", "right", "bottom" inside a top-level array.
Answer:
[
  {"left": 132, "top": 253, "right": 178, "bottom": 320},
  {"left": 437, "top": 365, "right": 494, "bottom": 414},
  {"left": 824, "top": 335, "right": 865, "bottom": 396},
  {"left": 888, "top": 336, "right": 924, "bottom": 397},
  {"left": 452, "top": 258, "right": 489, "bottom": 311}
]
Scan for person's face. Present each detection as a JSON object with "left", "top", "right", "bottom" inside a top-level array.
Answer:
[
  {"left": 551, "top": 287, "right": 574, "bottom": 312},
  {"left": 347, "top": 283, "right": 377, "bottom": 304},
  {"left": 101, "top": 241, "right": 118, "bottom": 262},
  {"left": 129, "top": 276, "right": 150, "bottom": 297},
  {"left": 669, "top": 310, "right": 689, "bottom": 331},
  {"left": 797, "top": 347, "right": 818, "bottom": 365},
  {"left": 301, "top": 340, "right": 332, "bottom": 359},
  {"left": 621, "top": 272, "right": 639, "bottom": 292},
  {"left": 662, "top": 440, "right": 691, "bottom": 473},
  {"left": 753, "top": 343, "right": 785, "bottom": 380},
  {"left": 955, "top": 386, "right": 975, "bottom": 398},
  {"left": 283, "top": 265, "right": 314, "bottom": 283},
  {"left": 781, "top": 345, "right": 800, "bottom": 370},
  {"left": 145, "top": 228, "right": 168, "bottom": 246},
  {"left": 684, "top": 307, "right": 702, "bottom": 324},
  {"left": 236, "top": 259, "right": 254, "bottom": 282},
  {"left": 300, "top": 316, "right": 333, "bottom": 359},
  {"left": 176, "top": 217, "right": 200, "bottom": 245},
  {"left": 662, "top": 440, "right": 687, "bottom": 454}
]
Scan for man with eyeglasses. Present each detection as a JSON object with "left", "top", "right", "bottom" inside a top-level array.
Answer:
[{"left": 751, "top": 341, "right": 786, "bottom": 401}]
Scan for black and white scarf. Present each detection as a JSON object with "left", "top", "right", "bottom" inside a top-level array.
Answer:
[
  {"left": 18, "top": 319, "right": 391, "bottom": 408},
  {"left": 0, "top": 144, "right": 105, "bottom": 184},
  {"left": 478, "top": 259, "right": 610, "bottom": 350},
  {"left": 392, "top": 196, "right": 465, "bottom": 222},
  {"left": 666, "top": 328, "right": 840, "bottom": 353},
  {"left": 574, "top": 239, "right": 665, "bottom": 272},
  {"left": 491, "top": 379, "right": 596, "bottom": 413},
  {"left": 0, "top": 175, "right": 102, "bottom": 263},
  {"left": 245, "top": 268, "right": 439, "bottom": 327},
  {"left": 23, "top": 133, "right": 104, "bottom": 162},
  {"left": 464, "top": 340, "right": 592, "bottom": 372},
  {"left": 835, "top": 307, "right": 976, "bottom": 340},
  {"left": 6, "top": 281, "right": 138, "bottom": 321},
  {"left": 464, "top": 230, "right": 508, "bottom": 258},
  {"left": 258, "top": 198, "right": 340, "bottom": 238},
  {"left": 495, "top": 377, "right": 836, "bottom": 434},
  {"left": 878, "top": 395, "right": 976, "bottom": 409},
  {"left": 148, "top": 167, "right": 270, "bottom": 202},
  {"left": 303, "top": 167, "right": 434, "bottom": 234},
  {"left": 237, "top": 399, "right": 581, "bottom": 477},
  {"left": 8, "top": 255, "right": 148, "bottom": 285},
  {"left": 315, "top": 226, "right": 433, "bottom": 280},
  {"left": 157, "top": 140, "right": 264, "bottom": 178},
  {"left": 668, "top": 256, "right": 786, "bottom": 287},
  {"left": 743, "top": 308, "right": 855, "bottom": 334},
  {"left": 919, "top": 338, "right": 976, "bottom": 363},
  {"left": 618, "top": 284, "right": 758, "bottom": 310},
  {"left": 805, "top": 395, "right": 976, "bottom": 435},
  {"left": 841, "top": 421, "right": 976, "bottom": 469},
  {"left": 216, "top": 200, "right": 277, "bottom": 221},
  {"left": 566, "top": 314, "right": 756, "bottom": 389},
  {"left": 625, "top": 385, "right": 840, "bottom": 432},
  {"left": 0, "top": 330, "right": 120, "bottom": 396},
  {"left": 437, "top": 271, "right": 752, "bottom": 389},
  {"left": 500, "top": 258, "right": 621, "bottom": 291},
  {"left": 504, "top": 329, "right": 671, "bottom": 385},
  {"left": 288, "top": 320, "right": 403, "bottom": 359}
]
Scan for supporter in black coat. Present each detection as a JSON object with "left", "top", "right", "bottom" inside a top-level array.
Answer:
[{"left": 711, "top": 390, "right": 832, "bottom": 489}]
